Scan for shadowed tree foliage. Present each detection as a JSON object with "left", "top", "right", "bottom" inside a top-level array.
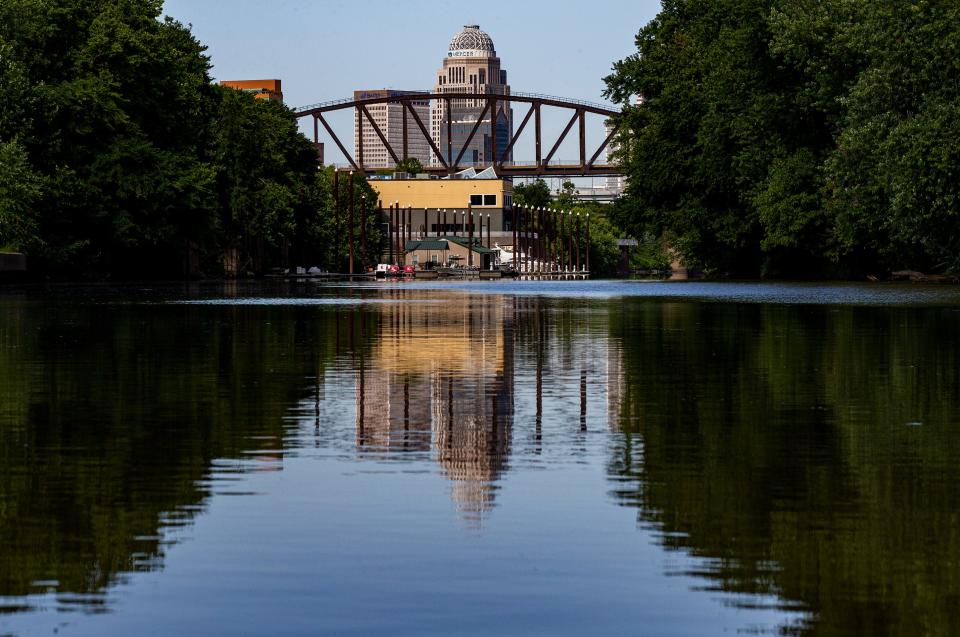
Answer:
[
  {"left": 0, "top": 0, "right": 342, "bottom": 278},
  {"left": 512, "top": 178, "right": 551, "bottom": 209},
  {"left": 605, "top": 0, "right": 960, "bottom": 277}
]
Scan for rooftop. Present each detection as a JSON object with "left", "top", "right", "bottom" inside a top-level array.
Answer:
[
  {"left": 448, "top": 25, "right": 495, "bottom": 56},
  {"left": 405, "top": 236, "right": 496, "bottom": 254}
]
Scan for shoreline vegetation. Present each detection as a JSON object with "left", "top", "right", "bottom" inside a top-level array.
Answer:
[
  {"left": 2, "top": 1, "right": 957, "bottom": 282},
  {"left": 603, "top": 0, "right": 960, "bottom": 280}
]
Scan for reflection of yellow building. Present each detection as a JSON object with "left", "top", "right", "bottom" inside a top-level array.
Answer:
[
  {"left": 356, "top": 365, "right": 432, "bottom": 451},
  {"left": 372, "top": 298, "right": 504, "bottom": 376},
  {"left": 354, "top": 295, "right": 514, "bottom": 520}
]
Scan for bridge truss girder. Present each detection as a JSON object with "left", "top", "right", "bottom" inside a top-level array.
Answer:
[{"left": 296, "top": 92, "right": 623, "bottom": 177}]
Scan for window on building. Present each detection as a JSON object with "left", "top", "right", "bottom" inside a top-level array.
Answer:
[
  {"left": 504, "top": 194, "right": 513, "bottom": 208},
  {"left": 483, "top": 194, "right": 497, "bottom": 206},
  {"left": 431, "top": 253, "right": 439, "bottom": 263},
  {"left": 479, "top": 69, "right": 486, "bottom": 84},
  {"left": 470, "top": 194, "right": 483, "bottom": 206}
]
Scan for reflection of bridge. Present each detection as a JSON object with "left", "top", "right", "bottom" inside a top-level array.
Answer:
[{"left": 295, "top": 91, "right": 623, "bottom": 177}]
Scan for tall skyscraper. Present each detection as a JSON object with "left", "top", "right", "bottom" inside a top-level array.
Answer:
[
  {"left": 352, "top": 90, "right": 432, "bottom": 170},
  {"left": 431, "top": 25, "right": 512, "bottom": 167}
]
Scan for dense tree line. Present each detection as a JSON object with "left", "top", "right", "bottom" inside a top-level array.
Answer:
[
  {"left": 0, "top": 0, "right": 375, "bottom": 278},
  {"left": 605, "top": 0, "right": 960, "bottom": 277}
]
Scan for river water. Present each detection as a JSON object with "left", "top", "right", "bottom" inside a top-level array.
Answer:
[{"left": 1, "top": 280, "right": 959, "bottom": 636}]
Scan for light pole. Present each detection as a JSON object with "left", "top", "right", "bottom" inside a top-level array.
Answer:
[
  {"left": 468, "top": 202, "right": 474, "bottom": 267},
  {"left": 585, "top": 213, "right": 590, "bottom": 275},
  {"left": 360, "top": 194, "right": 367, "bottom": 270},
  {"left": 333, "top": 170, "right": 340, "bottom": 271},
  {"left": 394, "top": 200, "right": 400, "bottom": 265},
  {"left": 538, "top": 207, "right": 544, "bottom": 274},
  {"left": 348, "top": 171, "right": 354, "bottom": 275},
  {"left": 560, "top": 210, "right": 566, "bottom": 272},
  {"left": 575, "top": 212, "right": 581, "bottom": 273}
]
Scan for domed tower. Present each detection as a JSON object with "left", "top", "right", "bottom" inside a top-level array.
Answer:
[{"left": 431, "top": 25, "right": 513, "bottom": 168}]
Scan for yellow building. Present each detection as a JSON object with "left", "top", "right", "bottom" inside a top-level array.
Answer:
[{"left": 369, "top": 173, "right": 514, "bottom": 249}]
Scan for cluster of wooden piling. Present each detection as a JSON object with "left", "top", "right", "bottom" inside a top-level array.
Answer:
[
  {"left": 511, "top": 204, "right": 590, "bottom": 278},
  {"left": 330, "top": 170, "right": 590, "bottom": 278}
]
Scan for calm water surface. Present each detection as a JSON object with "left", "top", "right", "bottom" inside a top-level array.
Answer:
[{"left": 1, "top": 280, "right": 959, "bottom": 636}]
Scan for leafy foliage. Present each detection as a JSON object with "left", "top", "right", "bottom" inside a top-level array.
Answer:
[
  {"left": 512, "top": 178, "right": 551, "bottom": 209},
  {"left": 395, "top": 157, "right": 423, "bottom": 175},
  {"left": 0, "top": 0, "right": 348, "bottom": 277},
  {"left": 606, "top": 0, "right": 960, "bottom": 277}
]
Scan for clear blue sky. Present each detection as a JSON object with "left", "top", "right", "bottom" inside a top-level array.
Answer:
[{"left": 161, "top": 0, "right": 662, "bottom": 170}]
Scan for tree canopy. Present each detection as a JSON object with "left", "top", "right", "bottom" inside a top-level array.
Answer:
[
  {"left": 0, "top": 0, "right": 355, "bottom": 278},
  {"left": 605, "top": 0, "right": 960, "bottom": 277}
]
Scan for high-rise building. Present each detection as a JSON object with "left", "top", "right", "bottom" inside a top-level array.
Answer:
[
  {"left": 352, "top": 90, "right": 432, "bottom": 170},
  {"left": 431, "top": 25, "right": 512, "bottom": 167}
]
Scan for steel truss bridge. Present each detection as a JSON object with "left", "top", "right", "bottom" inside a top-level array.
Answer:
[{"left": 294, "top": 91, "right": 623, "bottom": 177}]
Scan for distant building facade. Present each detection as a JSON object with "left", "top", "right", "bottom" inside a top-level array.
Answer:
[
  {"left": 352, "top": 90, "right": 432, "bottom": 170},
  {"left": 369, "top": 171, "right": 513, "bottom": 232},
  {"left": 219, "top": 79, "right": 283, "bottom": 103},
  {"left": 431, "top": 25, "right": 512, "bottom": 167}
]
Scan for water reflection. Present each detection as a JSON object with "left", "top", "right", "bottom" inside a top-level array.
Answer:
[
  {"left": 350, "top": 296, "right": 516, "bottom": 519},
  {"left": 2, "top": 285, "right": 959, "bottom": 637},
  {"left": 606, "top": 301, "right": 960, "bottom": 636},
  {"left": 0, "top": 297, "right": 340, "bottom": 612}
]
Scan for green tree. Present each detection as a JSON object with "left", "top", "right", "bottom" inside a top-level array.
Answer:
[
  {"left": 555, "top": 181, "right": 579, "bottom": 209},
  {"left": 321, "top": 167, "right": 382, "bottom": 272},
  {"left": 0, "top": 0, "right": 334, "bottom": 278},
  {"left": 817, "top": 2, "right": 960, "bottom": 273},
  {"left": 513, "top": 178, "right": 551, "bottom": 209},
  {"left": 0, "top": 0, "right": 217, "bottom": 275},
  {"left": 211, "top": 86, "right": 320, "bottom": 274},
  {"left": 395, "top": 157, "right": 423, "bottom": 175},
  {"left": 606, "top": 0, "right": 960, "bottom": 277},
  {"left": 0, "top": 140, "right": 42, "bottom": 251}
]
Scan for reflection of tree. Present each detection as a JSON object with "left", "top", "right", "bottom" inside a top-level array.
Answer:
[
  {"left": 0, "top": 295, "right": 357, "bottom": 603},
  {"left": 608, "top": 302, "right": 960, "bottom": 636}
]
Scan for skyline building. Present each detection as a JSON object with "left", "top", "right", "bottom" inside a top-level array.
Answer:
[
  {"left": 431, "top": 25, "right": 513, "bottom": 167},
  {"left": 352, "top": 90, "right": 432, "bottom": 170},
  {"left": 219, "top": 79, "right": 283, "bottom": 103}
]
